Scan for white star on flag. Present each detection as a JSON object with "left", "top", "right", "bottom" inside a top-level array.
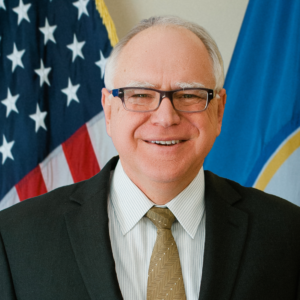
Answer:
[
  {"left": 73, "top": 0, "right": 90, "bottom": 20},
  {"left": 0, "top": 0, "right": 6, "bottom": 10},
  {"left": 35, "top": 60, "right": 51, "bottom": 86},
  {"left": 67, "top": 34, "right": 85, "bottom": 62},
  {"left": 13, "top": 0, "right": 32, "bottom": 25},
  {"left": 39, "top": 18, "right": 57, "bottom": 44},
  {"left": 1, "top": 88, "right": 19, "bottom": 117},
  {"left": 95, "top": 51, "right": 107, "bottom": 79},
  {"left": 7, "top": 43, "right": 25, "bottom": 72},
  {"left": 62, "top": 78, "right": 80, "bottom": 106},
  {"left": 0, "top": 135, "right": 15, "bottom": 165},
  {"left": 29, "top": 104, "right": 48, "bottom": 132}
]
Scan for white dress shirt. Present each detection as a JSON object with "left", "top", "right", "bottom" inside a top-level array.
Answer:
[{"left": 108, "top": 161, "right": 206, "bottom": 300}]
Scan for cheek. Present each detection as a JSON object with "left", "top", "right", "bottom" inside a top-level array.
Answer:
[
  {"left": 189, "top": 114, "right": 218, "bottom": 151},
  {"left": 110, "top": 111, "right": 127, "bottom": 145},
  {"left": 109, "top": 104, "right": 127, "bottom": 147},
  {"left": 203, "top": 103, "right": 220, "bottom": 135},
  {"left": 109, "top": 108, "right": 149, "bottom": 150}
]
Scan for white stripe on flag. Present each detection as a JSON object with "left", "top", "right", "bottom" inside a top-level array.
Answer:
[
  {"left": 87, "top": 111, "right": 118, "bottom": 169},
  {"left": 0, "top": 187, "right": 20, "bottom": 211},
  {"left": 40, "top": 145, "right": 74, "bottom": 192}
]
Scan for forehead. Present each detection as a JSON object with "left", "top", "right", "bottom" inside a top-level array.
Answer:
[{"left": 114, "top": 26, "right": 215, "bottom": 89}]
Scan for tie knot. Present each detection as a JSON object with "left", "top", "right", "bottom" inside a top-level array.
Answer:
[{"left": 146, "top": 207, "right": 175, "bottom": 230}]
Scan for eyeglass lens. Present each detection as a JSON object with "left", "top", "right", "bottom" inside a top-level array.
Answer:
[{"left": 123, "top": 88, "right": 208, "bottom": 112}]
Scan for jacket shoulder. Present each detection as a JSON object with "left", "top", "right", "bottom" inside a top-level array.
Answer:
[{"left": 204, "top": 170, "right": 300, "bottom": 225}]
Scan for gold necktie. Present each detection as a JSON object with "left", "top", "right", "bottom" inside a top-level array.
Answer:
[{"left": 146, "top": 207, "right": 187, "bottom": 300}]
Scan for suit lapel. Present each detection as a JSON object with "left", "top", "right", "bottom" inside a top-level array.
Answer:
[
  {"left": 199, "top": 171, "right": 249, "bottom": 300},
  {"left": 64, "top": 156, "right": 123, "bottom": 300}
]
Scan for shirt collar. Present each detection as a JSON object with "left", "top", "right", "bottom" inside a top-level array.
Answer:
[
  {"left": 165, "top": 168, "right": 205, "bottom": 238},
  {"left": 110, "top": 160, "right": 205, "bottom": 239}
]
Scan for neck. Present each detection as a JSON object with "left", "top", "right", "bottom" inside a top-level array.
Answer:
[{"left": 121, "top": 161, "right": 202, "bottom": 205}]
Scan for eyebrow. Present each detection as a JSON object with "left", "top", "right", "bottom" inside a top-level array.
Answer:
[
  {"left": 175, "top": 82, "right": 206, "bottom": 89},
  {"left": 124, "top": 81, "right": 156, "bottom": 88},
  {"left": 123, "top": 81, "right": 206, "bottom": 89}
]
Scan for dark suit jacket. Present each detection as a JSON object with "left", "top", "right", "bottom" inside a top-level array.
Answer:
[{"left": 0, "top": 156, "right": 300, "bottom": 300}]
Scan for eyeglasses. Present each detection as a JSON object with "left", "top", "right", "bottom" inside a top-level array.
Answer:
[{"left": 110, "top": 87, "right": 216, "bottom": 113}]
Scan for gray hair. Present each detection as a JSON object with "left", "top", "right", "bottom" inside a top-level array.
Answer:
[{"left": 104, "top": 16, "right": 224, "bottom": 92}]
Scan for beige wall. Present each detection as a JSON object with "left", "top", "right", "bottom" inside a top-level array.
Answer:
[{"left": 105, "top": 0, "right": 249, "bottom": 76}]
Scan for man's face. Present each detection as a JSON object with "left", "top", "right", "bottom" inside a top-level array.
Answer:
[{"left": 102, "top": 26, "right": 226, "bottom": 191}]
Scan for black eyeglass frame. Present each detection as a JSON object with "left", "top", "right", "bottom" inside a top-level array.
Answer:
[{"left": 110, "top": 87, "right": 216, "bottom": 113}]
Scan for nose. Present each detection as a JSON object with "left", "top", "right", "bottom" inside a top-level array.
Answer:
[{"left": 150, "top": 96, "right": 180, "bottom": 128}]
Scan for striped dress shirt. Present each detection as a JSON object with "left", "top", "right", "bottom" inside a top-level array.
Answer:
[{"left": 108, "top": 161, "right": 206, "bottom": 300}]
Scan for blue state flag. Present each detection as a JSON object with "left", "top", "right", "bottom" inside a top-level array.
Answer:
[{"left": 204, "top": 0, "right": 300, "bottom": 206}]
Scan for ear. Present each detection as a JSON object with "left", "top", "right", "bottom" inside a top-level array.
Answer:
[
  {"left": 101, "top": 88, "right": 112, "bottom": 137},
  {"left": 216, "top": 88, "right": 226, "bottom": 136}
]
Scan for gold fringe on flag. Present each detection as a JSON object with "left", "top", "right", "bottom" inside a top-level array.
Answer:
[{"left": 95, "top": 0, "right": 119, "bottom": 47}]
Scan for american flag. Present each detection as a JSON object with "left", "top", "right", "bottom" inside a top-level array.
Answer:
[{"left": 0, "top": 0, "right": 118, "bottom": 210}]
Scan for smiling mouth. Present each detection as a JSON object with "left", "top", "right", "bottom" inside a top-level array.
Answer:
[{"left": 147, "top": 140, "right": 183, "bottom": 145}]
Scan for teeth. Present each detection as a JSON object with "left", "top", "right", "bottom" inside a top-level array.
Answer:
[{"left": 151, "top": 140, "right": 180, "bottom": 145}]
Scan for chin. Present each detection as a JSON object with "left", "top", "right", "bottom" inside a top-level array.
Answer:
[{"left": 139, "top": 160, "right": 194, "bottom": 183}]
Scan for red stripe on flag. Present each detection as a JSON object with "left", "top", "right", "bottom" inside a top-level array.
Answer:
[
  {"left": 62, "top": 124, "right": 100, "bottom": 182},
  {"left": 15, "top": 166, "right": 48, "bottom": 201}
]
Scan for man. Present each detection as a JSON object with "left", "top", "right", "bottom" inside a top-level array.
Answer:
[{"left": 0, "top": 16, "right": 300, "bottom": 300}]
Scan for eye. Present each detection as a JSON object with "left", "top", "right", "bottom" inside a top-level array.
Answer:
[
  {"left": 182, "top": 94, "right": 199, "bottom": 99},
  {"left": 174, "top": 93, "right": 202, "bottom": 100},
  {"left": 131, "top": 93, "right": 152, "bottom": 98},
  {"left": 174, "top": 90, "right": 208, "bottom": 101}
]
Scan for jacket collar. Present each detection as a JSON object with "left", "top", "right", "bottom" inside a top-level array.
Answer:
[
  {"left": 199, "top": 170, "right": 249, "bottom": 300},
  {"left": 64, "top": 156, "right": 123, "bottom": 300}
]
